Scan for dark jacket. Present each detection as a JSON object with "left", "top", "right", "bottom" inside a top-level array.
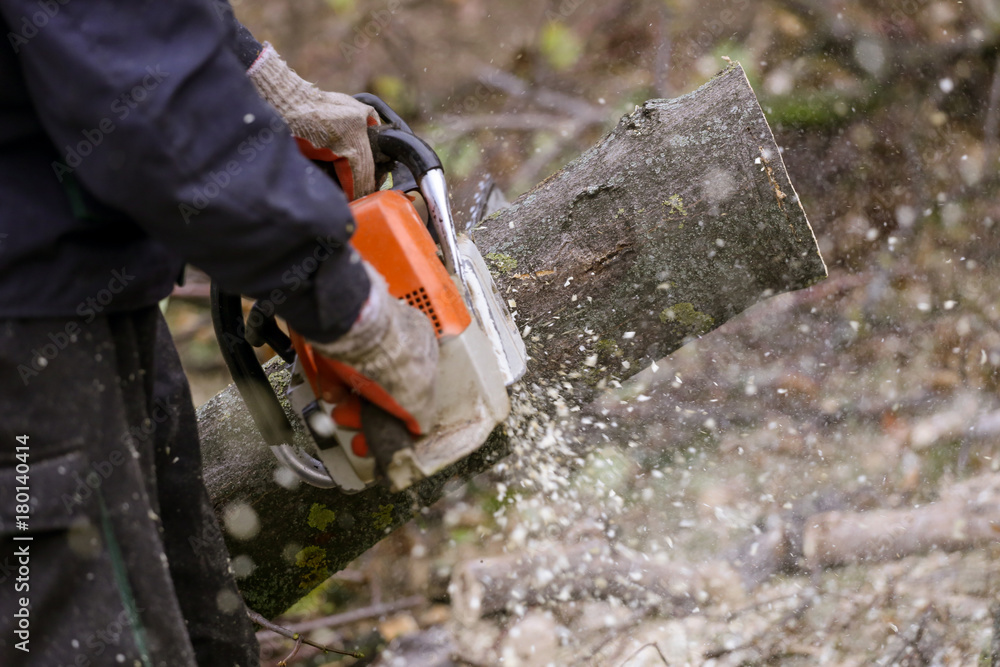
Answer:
[{"left": 0, "top": 0, "right": 368, "bottom": 342}]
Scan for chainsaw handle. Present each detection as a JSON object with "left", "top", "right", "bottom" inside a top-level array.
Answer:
[
  {"left": 353, "top": 93, "right": 414, "bottom": 134},
  {"left": 368, "top": 127, "right": 442, "bottom": 183},
  {"left": 360, "top": 399, "right": 413, "bottom": 477},
  {"left": 352, "top": 93, "right": 439, "bottom": 182},
  {"left": 353, "top": 93, "right": 421, "bottom": 193},
  {"left": 211, "top": 285, "right": 340, "bottom": 488}
]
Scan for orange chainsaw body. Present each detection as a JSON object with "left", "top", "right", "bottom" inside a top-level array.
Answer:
[
  {"left": 286, "top": 185, "right": 516, "bottom": 492},
  {"left": 290, "top": 189, "right": 470, "bottom": 441},
  {"left": 349, "top": 190, "right": 470, "bottom": 338},
  {"left": 216, "top": 107, "right": 525, "bottom": 493}
]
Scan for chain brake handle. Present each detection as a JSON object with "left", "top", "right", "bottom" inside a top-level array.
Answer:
[{"left": 355, "top": 93, "right": 419, "bottom": 194}]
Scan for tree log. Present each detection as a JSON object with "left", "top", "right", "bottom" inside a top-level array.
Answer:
[
  {"left": 472, "top": 65, "right": 825, "bottom": 383},
  {"left": 803, "top": 473, "right": 1000, "bottom": 569},
  {"left": 447, "top": 474, "right": 1000, "bottom": 624},
  {"left": 448, "top": 540, "right": 744, "bottom": 621},
  {"left": 197, "top": 63, "right": 826, "bottom": 618}
]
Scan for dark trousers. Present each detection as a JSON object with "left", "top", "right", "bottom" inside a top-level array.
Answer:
[{"left": 0, "top": 307, "right": 258, "bottom": 666}]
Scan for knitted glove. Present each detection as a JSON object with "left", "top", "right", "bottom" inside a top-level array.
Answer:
[
  {"left": 248, "top": 43, "right": 379, "bottom": 200},
  {"left": 308, "top": 262, "right": 438, "bottom": 436}
]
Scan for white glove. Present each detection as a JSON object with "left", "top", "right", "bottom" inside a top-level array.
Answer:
[
  {"left": 248, "top": 43, "right": 379, "bottom": 200},
  {"left": 310, "top": 263, "right": 438, "bottom": 435}
]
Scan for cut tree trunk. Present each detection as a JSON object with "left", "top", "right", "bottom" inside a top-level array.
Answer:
[{"left": 197, "top": 63, "right": 826, "bottom": 618}]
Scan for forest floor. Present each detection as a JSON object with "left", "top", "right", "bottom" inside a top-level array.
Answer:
[
  {"left": 173, "top": 219, "right": 1000, "bottom": 666},
  {"left": 168, "top": 0, "right": 1000, "bottom": 663}
]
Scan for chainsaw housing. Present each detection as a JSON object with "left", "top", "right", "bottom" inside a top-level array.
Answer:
[
  {"left": 285, "top": 188, "right": 522, "bottom": 492},
  {"left": 211, "top": 111, "right": 527, "bottom": 493}
]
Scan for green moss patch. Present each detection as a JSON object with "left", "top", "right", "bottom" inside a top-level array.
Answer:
[{"left": 659, "top": 302, "right": 715, "bottom": 335}]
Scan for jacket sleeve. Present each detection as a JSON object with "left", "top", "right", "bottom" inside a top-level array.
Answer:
[
  {"left": 0, "top": 0, "right": 368, "bottom": 342},
  {"left": 212, "top": 0, "right": 264, "bottom": 69}
]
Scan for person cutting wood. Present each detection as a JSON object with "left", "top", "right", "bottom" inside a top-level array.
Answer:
[{"left": 0, "top": 1, "right": 436, "bottom": 664}]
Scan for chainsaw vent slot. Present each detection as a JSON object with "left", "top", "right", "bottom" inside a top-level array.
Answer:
[{"left": 404, "top": 287, "right": 442, "bottom": 335}]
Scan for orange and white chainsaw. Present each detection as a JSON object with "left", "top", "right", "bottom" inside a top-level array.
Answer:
[{"left": 212, "top": 95, "right": 526, "bottom": 492}]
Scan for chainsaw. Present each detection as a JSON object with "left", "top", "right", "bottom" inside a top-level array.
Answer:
[{"left": 211, "top": 94, "right": 526, "bottom": 493}]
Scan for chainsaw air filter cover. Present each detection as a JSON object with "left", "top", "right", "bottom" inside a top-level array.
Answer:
[{"left": 349, "top": 190, "right": 471, "bottom": 339}]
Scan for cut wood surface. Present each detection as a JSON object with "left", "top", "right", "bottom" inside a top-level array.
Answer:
[{"left": 197, "top": 63, "right": 826, "bottom": 618}]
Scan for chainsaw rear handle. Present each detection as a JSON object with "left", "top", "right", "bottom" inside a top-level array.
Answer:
[
  {"left": 355, "top": 92, "right": 418, "bottom": 193},
  {"left": 210, "top": 285, "right": 339, "bottom": 488},
  {"left": 360, "top": 399, "right": 413, "bottom": 477}
]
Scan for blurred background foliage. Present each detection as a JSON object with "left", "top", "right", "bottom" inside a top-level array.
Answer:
[
  {"left": 225, "top": 0, "right": 1000, "bottom": 269},
  {"left": 169, "top": 0, "right": 1000, "bottom": 663},
  {"left": 180, "top": 0, "right": 1000, "bottom": 402}
]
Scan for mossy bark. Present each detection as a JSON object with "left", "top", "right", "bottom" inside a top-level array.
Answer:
[
  {"left": 197, "top": 369, "right": 509, "bottom": 618},
  {"left": 474, "top": 63, "right": 825, "bottom": 384},
  {"left": 198, "top": 63, "right": 826, "bottom": 619}
]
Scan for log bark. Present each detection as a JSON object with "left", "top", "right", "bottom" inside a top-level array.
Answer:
[
  {"left": 447, "top": 474, "right": 1000, "bottom": 623},
  {"left": 802, "top": 473, "right": 1000, "bottom": 569},
  {"left": 197, "top": 63, "right": 826, "bottom": 618},
  {"left": 448, "top": 540, "right": 744, "bottom": 621},
  {"left": 726, "top": 474, "right": 1000, "bottom": 589},
  {"left": 472, "top": 65, "right": 825, "bottom": 383}
]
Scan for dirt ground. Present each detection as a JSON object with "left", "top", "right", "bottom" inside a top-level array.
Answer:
[{"left": 168, "top": 0, "right": 1000, "bottom": 663}]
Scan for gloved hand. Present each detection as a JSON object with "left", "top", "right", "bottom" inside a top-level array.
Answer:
[
  {"left": 248, "top": 43, "right": 379, "bottom": 200},
  {"left": 308, "top": 262, "right": 438, "bottom": 436}
]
